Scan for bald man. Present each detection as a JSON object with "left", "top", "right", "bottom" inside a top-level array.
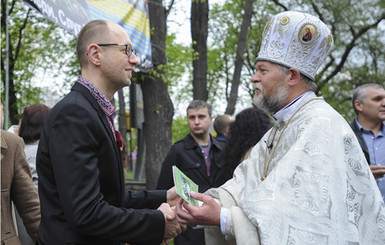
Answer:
[{"left": 36, "top": 20, "right": 184, "bottom": 245}]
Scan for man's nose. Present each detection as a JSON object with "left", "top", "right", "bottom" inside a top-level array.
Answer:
[
  {"left": 251, "top": 73, "right": 259, "bottom": 83},
  {"left": 129, "top": 52, "right": 140, "bottom": 66}
]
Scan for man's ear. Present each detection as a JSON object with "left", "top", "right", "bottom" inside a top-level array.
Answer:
[
  {"left": 288, "top": 68, "right": 301, "bottom": 86},
  {"left": 86, "top": 44, "right": 102, "bottom": 66},
  {"left": 225, "top": 126, "right": 230, "bottom": 136},
  {"left": 354, "top": 100, "right": 363, "bottom": 112}
]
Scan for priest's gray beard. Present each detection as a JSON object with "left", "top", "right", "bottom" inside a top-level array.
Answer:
[{"left": 253, "top": 83, "right": 289, "bottom": 114}]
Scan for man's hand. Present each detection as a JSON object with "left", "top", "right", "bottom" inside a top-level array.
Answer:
[
  {"left": 167, "top": 186, "right": 181, "bottom": 206},
  {"left": 157, "top": 203, "right": 186, "bottom": 240},
  {"left": 175, "top": 191, "right": 221, "bottom": 226},
  {"left": 370, "top": 165, "right": 385, "bottom": 179}
]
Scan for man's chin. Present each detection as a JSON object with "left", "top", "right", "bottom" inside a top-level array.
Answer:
[
  {"left": 253, "top": 96, "right": 270, "bottom": 114},
  {"left": 122, "top": 79, "right": 131, "bottom": 87},
  {"left": 191, "top": 132, "right": 204, "bottom": 138}
]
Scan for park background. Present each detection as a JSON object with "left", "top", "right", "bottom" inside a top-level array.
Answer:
[{"left": 1, "top": 0, "right": 385, "bottom": 191}]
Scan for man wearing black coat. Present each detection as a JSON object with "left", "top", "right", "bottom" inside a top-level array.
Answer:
[
  {"left": 157, "top": 100, "right": 225, "bottom": 245},
  {"left": 37, "top": 20, "right": 184, "bottom": 245}
]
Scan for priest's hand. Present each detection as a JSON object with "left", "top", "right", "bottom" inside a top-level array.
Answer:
[
  {"left": 370, "top": 165, "right": 385, "bottom": 179},
  {"left": 175, "top": 191, "right": 221, "bottom": 227}
]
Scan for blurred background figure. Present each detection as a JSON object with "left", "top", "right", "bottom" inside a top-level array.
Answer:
[
  {"left": 18, "top": 103, "right": 51, "bottom": 190},
  {"left": 11, "top": 104, "right": 50, "bottom": 245},
  {"left": 1, "top": 101, "right": 41, "bottom": 245},
  {"left": 129, "top": 146, "right": 138, "bottom": 160},
  {"left": 219, "top": 107, "right": 271, "bottom": 185},
  {"left": 213, "top": 114, "right": 234, "bottom": 143}
]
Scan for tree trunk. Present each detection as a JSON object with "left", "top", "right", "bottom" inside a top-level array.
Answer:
[
  {"left": 1, "top": 0, "right": 28, "bottom": 125},
  {"left": 191, "top": 0, "right": 209, "bottom": 101},
  {"left": 225, "top": 0, "right": 254, "bottom": 115},
  {"left": 141, "top": 0, "right": 174, "bottom": 190},
  {"left": 118, "top": 88, "right": 128, "bottom": 173}
]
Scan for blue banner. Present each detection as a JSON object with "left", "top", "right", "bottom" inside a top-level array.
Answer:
[{"left": 23, "top": 0, "right": 152, "bottom": 70}]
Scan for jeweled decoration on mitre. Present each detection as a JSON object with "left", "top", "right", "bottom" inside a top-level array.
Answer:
[{"left": 256, "top": 11, "right": 334, "bottom": 81}]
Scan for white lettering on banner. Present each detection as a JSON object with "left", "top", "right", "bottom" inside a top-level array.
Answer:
[
  {"left": 58, "top": 10, "right": 82, "bottom": 36},
  {"left": 30, "top": 0, "right": 58, "bottom": 23}
]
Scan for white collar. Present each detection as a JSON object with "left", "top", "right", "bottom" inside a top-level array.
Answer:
[{"left": 272, "top": 91, "right": 316, "bottom": 124}]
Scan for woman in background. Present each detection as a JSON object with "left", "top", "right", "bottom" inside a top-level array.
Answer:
[
  {"left": 14, "top": 104, "right": 50, "bottom": 245},
  {"left": 219, "top": 107, "right": 271, "bottom": 185},
  {"left": 18, "top": 103, "right": 51, "bottom": 191}
]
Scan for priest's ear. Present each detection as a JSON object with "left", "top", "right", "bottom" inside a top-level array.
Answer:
[{"left": 288, "top": 68, "right": 301, "bottom": 86}]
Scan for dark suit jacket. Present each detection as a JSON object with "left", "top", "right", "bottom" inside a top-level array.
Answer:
[
  {"left": 37, "top": 82, "right": 166, "bottom": 245},
  {"left": 350, "top": 119, "right": 370, "bottom": 164}
]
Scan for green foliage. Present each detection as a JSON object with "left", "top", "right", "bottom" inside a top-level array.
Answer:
[
  {"left": 171, "top": 116, "right": 190, "bottom": 143},
  {"left": 320, "top": 67, "right": 385, "bottom": 122},
  {"left": 164, "top": 33, "right": 194, "bottom": 105},
  {"left": 2, "top": 0, "right": 384, "bottom": 126},
  {"left": 1, "top": 0, "right": 77, "bottom": 121},
  {"left": 124, "top": 171, "right": 134, "bottom": 179},
  {"left": 206, "top": 0, "right": 385, "bottom": 118},
  {"left": 206, "top": 0, "right": 275, "bottom": 113}
]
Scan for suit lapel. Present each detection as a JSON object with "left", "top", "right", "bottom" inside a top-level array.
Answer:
[
  {"left": 71, "top": 82, "right": 125, "bottom": 197},
  {"left": 71, "top": 83, "right": 121, "bottom": 158}
]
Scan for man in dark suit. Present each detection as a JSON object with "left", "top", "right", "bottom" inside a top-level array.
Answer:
[{"left": 36, "top": 20, "right": 184, "bottom": 245}]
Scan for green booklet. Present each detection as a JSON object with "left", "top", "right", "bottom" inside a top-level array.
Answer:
[{"left": 172, "top": 165, "right": 200, "bottom": 207}]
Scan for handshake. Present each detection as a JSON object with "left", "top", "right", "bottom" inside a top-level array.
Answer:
[
  {"left": 157, "top": 187, "right": 187, "bottom": 243},
  {"left": 158, "top": 186, "right": 222, "bottom": 244}
]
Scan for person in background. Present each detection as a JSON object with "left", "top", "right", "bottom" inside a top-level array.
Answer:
[
  {"left": 175, "top": 11, "right": 385, "bottom": 244},
  {"left": 36, "top": 20, "right": 184, "bottom": 245},
  {"left": 157, "top": 100, "right": 225, "bottom": 245},
  {"left": 1, "top": 101, "right": 41, "bottom": 245},
  {"left": 11, "top": 104, "right": 50, "bottom": 245},
  {"left": 131, "top": 146, "right": 138, "bottom": 160},
  {"left": 350, "top": 83, "right": 385, "bottom": 200},
  {"left": 18, "top": 103, "right": 51, "bottom": 191},
  {"left": 213, "top": 114, "right": 234, "bottom": 143},
  {"left": 218, "top": 107, "right": 271, "bottom": 185}
]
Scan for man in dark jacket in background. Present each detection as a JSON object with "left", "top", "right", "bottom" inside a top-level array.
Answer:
[{"left": 157, "top": 100, "right": 225, "bottom": 245}]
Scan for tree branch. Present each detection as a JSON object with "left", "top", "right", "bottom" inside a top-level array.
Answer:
[
  {"left": 310, "top": 2, "right": 324, "bottom": 22},
  {"left": 165, "top": 0, "right": 175, "bottom": 18},
  {"left": 271, "top": 0, "right": 288, "bottom": 11},
  {"left": 317, "top": 12, "right": 385, "bottom": 90},
  {"left": 14, "top": 8, "right": 31, "bottom": 65}
]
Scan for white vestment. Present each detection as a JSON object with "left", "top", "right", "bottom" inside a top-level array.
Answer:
[{"left": 205, "top": 92, "right": 385, "bottom": 244}]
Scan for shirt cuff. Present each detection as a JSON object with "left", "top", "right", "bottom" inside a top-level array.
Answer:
[{"left": 220, "top": 207, "right": 229, "bottom": 235}]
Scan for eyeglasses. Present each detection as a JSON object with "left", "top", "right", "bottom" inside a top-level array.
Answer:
[{"left": 97, "top": 43, "right": 135, "bottom": 57}]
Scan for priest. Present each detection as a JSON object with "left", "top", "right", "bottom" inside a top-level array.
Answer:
[{"left": 175, "top": 11, "right": 385, "bottom": 245}]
